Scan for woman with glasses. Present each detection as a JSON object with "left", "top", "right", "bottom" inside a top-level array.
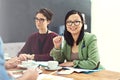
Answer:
[
  {"left": 18, "top": 8, "right": 58, "bottom": 61},
  {"left": 50, "top": 10, "right": 103, "bottom": 70}
]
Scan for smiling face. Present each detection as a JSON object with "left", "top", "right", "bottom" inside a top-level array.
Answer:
[{"left": 66, "top": 13, "right": 83, "bottom": 35}]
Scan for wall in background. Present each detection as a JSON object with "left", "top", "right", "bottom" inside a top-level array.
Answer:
[
  {"left": 0, "top": 0, "right": 91, "bottom": 43},
  {"left": 91, "top": 0, "right": 120, "bottom": 72}
]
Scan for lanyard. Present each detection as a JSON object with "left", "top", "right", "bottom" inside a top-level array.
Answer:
[{"left": 39, "top": 30, "right": 48, "bottom": 53}]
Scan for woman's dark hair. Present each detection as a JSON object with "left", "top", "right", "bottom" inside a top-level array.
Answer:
[
  {"left": 35, "top": 8, "right": 53, "bottom": 21},
  {"left": 64, "top": 10, "right": 84, "bottom": 46}
]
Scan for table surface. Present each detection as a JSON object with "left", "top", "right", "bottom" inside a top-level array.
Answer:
[{"left": 8, "top": 67, "right": 120, "bottom": 80}]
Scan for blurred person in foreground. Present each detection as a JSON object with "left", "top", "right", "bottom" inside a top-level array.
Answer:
[
  {"left": 18, "top": 8, "right": 58, "bottom": 61},
  {"left": 0, "top": 37, "right": 39, "bottom": 80},
  {"left": 50, "top": 10, "right": 104, "bottom": 70}
]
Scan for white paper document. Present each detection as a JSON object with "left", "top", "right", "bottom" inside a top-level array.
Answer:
[{"left": 63, "top": 67, "right": 99, "bottom": 73}]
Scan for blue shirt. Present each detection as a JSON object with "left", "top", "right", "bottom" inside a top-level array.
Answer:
[{"left": 0, "top": 37, "right": 11, "bottom": 80}]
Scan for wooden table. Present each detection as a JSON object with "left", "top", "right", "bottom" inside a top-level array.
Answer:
[
  {"left": 42, "top": 69, "right": 120, "bottom": 80},
  {"left": 8, "top": 67, "right": 120, "bottom": 80}
]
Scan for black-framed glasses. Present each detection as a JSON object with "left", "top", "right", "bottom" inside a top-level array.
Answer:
[
  {"left": 66, "top": 20, "right": 82, "bottom": 26},
  {"left": 34, "top": 17, "right": 46, "bottom": 23}
]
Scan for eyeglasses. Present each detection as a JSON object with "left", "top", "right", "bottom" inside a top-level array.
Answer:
[
  {"left": 66, "top": 20, "right": 82, "bottom": 26},
  {"left": 34, "top": 17, "right": 46, "bottom": 23}
]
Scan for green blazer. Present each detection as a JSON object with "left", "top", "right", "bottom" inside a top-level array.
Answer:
[{"left": 50, "top": 32, "right": 104, "bottom": 70}]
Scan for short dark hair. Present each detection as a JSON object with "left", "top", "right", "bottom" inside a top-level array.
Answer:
[
  {"left": 64, "top": 10, "right": 84, "bottom": 46},
  {"left": 35, "top": 8, "right": 53, "bottom": 21}
]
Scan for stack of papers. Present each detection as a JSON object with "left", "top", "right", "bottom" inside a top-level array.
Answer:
[
  {"left": 62, "top": 67, "right": 99, "bottom": 73},
  {"left": 37, "top": 74, "right": 73, "bottom": 80}
]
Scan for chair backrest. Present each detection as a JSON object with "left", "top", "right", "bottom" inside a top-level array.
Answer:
[{"left": 3, "top": 42, "right": 25, "bottom": 57}]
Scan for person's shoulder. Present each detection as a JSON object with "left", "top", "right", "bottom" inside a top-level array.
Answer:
[
  {"left": 0, "top": 37, "right": 3, "bottom": 45},
  {"left": 48, "top": 30, "right": 59, "bottom": 36},
  {"left": 84, "top": 32, "right": 95, "bottom": 36},
  {"left": 0, "top": 37, "right": 2, "bottom": 42},
  {"left": 84, "top": 32, "right": 97, "bottom": 40}
]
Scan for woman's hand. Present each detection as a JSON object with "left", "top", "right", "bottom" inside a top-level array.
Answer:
[
  {"left": 53, "top": 36, "right": 62, "bottom": 49},
  {"left": 59, "top": 62, "right": 74, "bottom": 67},
  {"left": 18, "top": 54, "right": 34, "bottom": 61},
  {"left": 17, "top": 69, "right": 39, "bottom": 80},
  {"left": 5, "top": 57, "right": 21, "bottom": 69}
]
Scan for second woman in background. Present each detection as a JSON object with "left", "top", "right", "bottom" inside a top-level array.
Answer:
[
  {"left": 50, "top": 10, "right": 103, "bottom": 70},
  {"left": 18, "top": 8, "right": 58, "bottom": 61}
]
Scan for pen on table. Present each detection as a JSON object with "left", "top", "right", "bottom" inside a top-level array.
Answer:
[
  {"left": 37, "top": 64, "right": 41, "bottom": 68},
  {"left": 36, "top": 64, "right": 41, "bottom": 70},
  {"left": 38, "top": 64, "right": 48, "bottom": 67},
  {"left": 36, "top": 64, "right": 43, "bottom": 74},
  {"left": 36, "top": 64, "right": 48, "bottom": 70}
]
